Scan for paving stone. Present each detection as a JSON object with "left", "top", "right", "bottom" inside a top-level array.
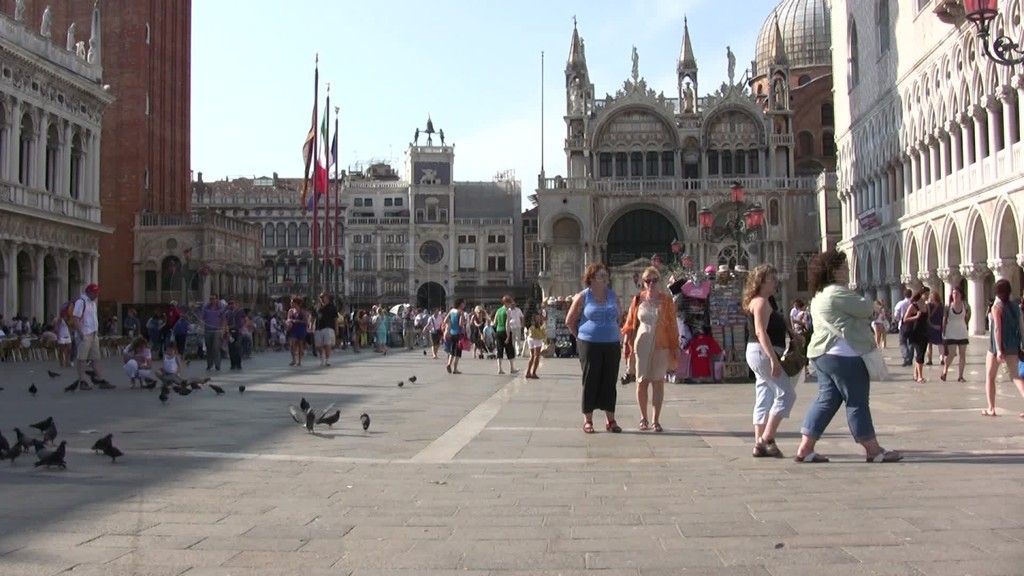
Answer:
[
  {"left": 61, "top": 565, "right": 189, "bottom": 576},
  {"left": 585, "top": 549, "right": 724, "bottom": 569},
  {"left": 108, "top": 547, "right": 240, "bottom": 568}
]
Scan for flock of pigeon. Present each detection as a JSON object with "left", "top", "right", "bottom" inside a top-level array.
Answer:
[
  {"left": 0, "top": 416, "right": 122, "bottom": 469},
  {"left": 287, "top": 396, "right": 372, "bottom": 434}
]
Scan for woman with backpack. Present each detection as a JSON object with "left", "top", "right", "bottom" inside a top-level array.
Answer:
[{"left": 902, "top": 290, "right": 931, "bottom": 384}]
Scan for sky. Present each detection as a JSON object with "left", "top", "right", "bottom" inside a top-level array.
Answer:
[{"left": 191, "top": 0, "right": 770, "bottom": 201}]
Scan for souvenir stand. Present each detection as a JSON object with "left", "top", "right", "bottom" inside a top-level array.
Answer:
[
  {"left": 544, "top": 297, "right": 575, "bottom": 358},
  {"left": 706, "top": 268, "right": 752, "bottom": 382}
]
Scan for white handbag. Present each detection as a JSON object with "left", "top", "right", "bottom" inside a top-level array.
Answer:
[{"left": 817, "top": 316, "right": 890, "bottom": 381}]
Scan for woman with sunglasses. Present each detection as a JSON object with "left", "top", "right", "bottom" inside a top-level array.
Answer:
[{"left": 622, "top": 266, "right": 678, "bottom": 432}]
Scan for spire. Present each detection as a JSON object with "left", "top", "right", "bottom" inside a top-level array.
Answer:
[
  {"left": 566, "top": 17, "right": 586, "bottom": 72},
  {"left": 770, "top": 16, "right": 789, "bottom": 67},
  {"left": 87, "top": 0, "right": 101, "bottom": 65},
  {"left": 678, "top": 17, "right": 697, "bottom": 72}
]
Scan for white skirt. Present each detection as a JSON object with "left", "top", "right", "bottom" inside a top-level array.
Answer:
[{"left": 526, "top": 338, "right": 544, "bottom": 349}]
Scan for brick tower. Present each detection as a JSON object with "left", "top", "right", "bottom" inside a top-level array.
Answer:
[{"left": 23, "top": 1, "right": 192, "bottom": 305}]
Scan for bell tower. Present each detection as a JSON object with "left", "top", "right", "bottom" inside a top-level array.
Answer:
[
  {"left": 564, "top": 18, "right": 591, "bottom": 179},
  {"left": 677, "top": 17, "right": 698, "bottom": 115},
  {"left": 765, "top": 16, "right": 793, "bottom": 177}
]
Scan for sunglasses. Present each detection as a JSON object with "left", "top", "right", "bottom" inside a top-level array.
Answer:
[{"left": 644, "top": 277, "right": 660, "bottom": 283}]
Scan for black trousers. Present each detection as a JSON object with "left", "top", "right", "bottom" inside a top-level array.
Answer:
[
  {"left": 227, "top": 329, "right": 242, "bottom": 368},
  {"left": 578, "top": 340, "right": 621, "bottom": 414},
  {"left": 495, "top": 331, "right": 515, "bottom": 360}
]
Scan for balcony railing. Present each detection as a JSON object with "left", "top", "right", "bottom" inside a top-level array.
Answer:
[
  {"left": 0, "top": 182, "right": 102, "bottom": 224},
  {"left": 347, "top": 217, "right": 410, "bottom": 225},
  {"left": 453, "top": 217, "right": 514, "bottom": 226},
  {"left": 538, "top": 176, "right": 820, "bottom": 193},
  {"left": 137, "top": 211, "right": 259, "bottom": 238}
]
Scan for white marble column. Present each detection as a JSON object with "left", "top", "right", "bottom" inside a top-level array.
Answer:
[
  {"left": 60, "top": 120, "right": 72, "bottom": 198},
  {"left": 31, "top": 109, "right": 45, "bottom": 190},
  {"left": 2, "top": 242, "right": 16, "bottom": 321},
  {"left": 936, "top": 267, "right": 962, "bottom": 302},
  {"left": 1000, "top": 87, "right": 1018, "bottom": 166},
  {"left": 31, "top": 246, "right": 44, "bottom": 321},
  {"left": 985, "top": 96, "right": 1001, "bottom": 158},
  {"left": 960, "top": 264, "right": 989, "bottom": 335},
  {"left": 889, "top": 283, "right": 904, "bottom": 315},
  {"left": 972, "top": 105, "right": 987, "bottom": 164},
  {"left": 989, "top": 258, "right": 1021, "bottom": 296},
  {"left": 947, "top": 121, "right": 962, "bottom": 172},
  {"left": 57, "top": 252, "right": 69, "bottom": 306},
  {"left": 8, "top": 101, "right": 22, "bottom": 183}
]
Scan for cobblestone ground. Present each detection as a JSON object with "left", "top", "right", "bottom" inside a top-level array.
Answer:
[{"left": 0, "top": 338, "right": 1022, "bottom": 576}]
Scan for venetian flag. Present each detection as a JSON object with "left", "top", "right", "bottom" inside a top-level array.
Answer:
[
  {"left": 307, "top": 113, "right": 329, "bottom": 210},
  {"left": 300, "top": 57, "right": 319, "bottom": 209}
]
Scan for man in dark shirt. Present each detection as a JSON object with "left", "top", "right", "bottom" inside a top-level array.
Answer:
[
  {"left": 315, "top": 293, "right": 338, "bottom": 367},
  {"left": 225, "top": 300, "right": 246, "bottom": 370}
]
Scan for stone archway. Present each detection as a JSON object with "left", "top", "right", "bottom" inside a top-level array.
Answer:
[
  {"left": 995, "top": 203, "right": 1024, "bottom": 294},
  {"left": 550, "top": 216, "right": 582, "bottom": 289},
  {"left": 43, "top": 254, "right": 59, "bottom": 322},
  {"left": 68, "top": 257, "right": 82, "bottom": 300},
  {"left": 416, "top": 282, "right": 446, "bottom": 311},
  {"left": 604, "top": 208, "right": 680, "bottom": 268},
  {"left": 16, "top": 249, "right": 33, "bottom": 318}
]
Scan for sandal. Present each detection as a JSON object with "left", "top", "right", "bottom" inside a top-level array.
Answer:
[
  {"left": 866, "top": 450, "right": 903, "bottom": 463},
  {"left": 763, "top": 439, "right": 784, "bottom": 458},
  {"left": 939, "top": 373, "right": 947, "bottom": 381},
  {"left": 583, "top": 421, "right": 595, "bottom": 434},
  {"left": 982, "top": 408, "right": 998, "bottom": 416},
  {"left": 638, "top": 419, "right": 650, "bottom": 431},
  {"left": 653, "top": 422, "right": 663, "bottom": 433},
  {"left": 957, "top": 377, "right": 966, "bottom": 382},
  {"left": 605, "top": 420, "right": 622, "bottom": 433},
  {"left": 752, "top": 443, "right": 768, "bottom": 457},
  {"left": 794, "top": 451, "right": 829, "bottom": 463}
]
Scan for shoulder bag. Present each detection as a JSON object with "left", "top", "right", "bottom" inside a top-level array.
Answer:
[{"left": 816, "top": 315, "right": 889, "bottom": 381}]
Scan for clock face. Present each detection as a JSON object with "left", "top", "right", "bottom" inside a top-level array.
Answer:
[{"left": 419, "top": 240, "right": 444, "bottom": 265}]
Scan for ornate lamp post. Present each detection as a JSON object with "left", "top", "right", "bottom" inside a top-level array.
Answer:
[
  {"left": 698, "top": 182, "right": 765, "bottom": 269},
  {"left": 963, "top": 0, "right": 1024, "bottom": 66}
]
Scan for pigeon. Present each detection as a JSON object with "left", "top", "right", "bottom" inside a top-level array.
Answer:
[
  {"left": 187, "top": 380, "right": 204, "bottom": 391},
  {"left": 91, "top": 433, "right": 113, "bottom": 454},
  {"left": 238, "top": 385, "right": 246, "bottom": 394},
  {"left": 30, "top": 439, "right": 48, "bottom": 453},
  {"left": 0, "top": 431, "right": 8, "bottom": 455},
  {"left": 14, "top": 428, "right": 29, "bottom": 450},
  {"left": 64, "top": 380, "right": 80, "bottom": 393},
  {"left": 397, "top": 381, "right": 404, "bottom": 387},
  {"left": 141, "top": 379, "right": 159, "bottom": 390},
  {"left": 305, "top": 410, "right": 316, "bottom": 433},
  {"left": 30, "top": 417, "right": 53, "bottom": 432},
  {"left": 288, "top": 404, "right": 305, "bottom": 425},
  {"left": 42, "top": 423, "right": 58, "bottom": 445},
  {"left": 34, "top": 440, "right": 67, "bottom": 469},
  {"left": 408, "top": 376, "right": 417, "bottom": 384},
  {"left": 158, "top": 391, "right": 169, "bottom": 404},
  {"left": 28, "top": 384, "right": 37, "bottom": 396},
  {"left": 423, "top": 350, "right": 427, "bottom": 356},
  {"left": 102, "top": 443, "right": 124, "bottom": 463},
  {"left": 317, "top": 410, "right": 340, "bottom": 427},
  {"left": 47, "top": 370, "right": 60, "bottom": 379},
  {"left": 209, "top": 384, "right": 225, "bottom": 395},
  {"left": 4, "top": 442, "right": 23, "bottom": 464},
  {"left": 299, "top": 397, "right": 310, "bottom": 414},
  {"left": 360, "top": 413, "right": 371, "bottom": 431},
  {"left": 176, "top": 386, "right": 193, "bottom": 396}
]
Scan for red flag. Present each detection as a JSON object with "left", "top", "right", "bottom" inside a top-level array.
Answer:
[{"left": 300, "top": 56, "right": 319, "bottom": 209}]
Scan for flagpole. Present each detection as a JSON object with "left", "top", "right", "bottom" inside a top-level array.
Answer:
[
  {"left": 323, "top": 87, "right": 331, "bottom": 294},
  {"left": 308, "top": 56, "right": 320, "bottom": 301},
  {"left": 333, "top": 107, "right": 340, "bottom": 302}
]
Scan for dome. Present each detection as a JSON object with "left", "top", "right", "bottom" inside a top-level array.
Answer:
[{"left": 754, "top": 0, "right": 831, "bottom": 78}]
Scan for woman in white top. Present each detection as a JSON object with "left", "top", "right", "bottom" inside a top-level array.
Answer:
[
  {"left": 940, "top": 287, "right": 971, "bottom": 382},
  {"left": 56, "top": 314, "right": 72, "bottom": 367}
]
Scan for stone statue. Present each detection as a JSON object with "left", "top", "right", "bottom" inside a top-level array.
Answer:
[
  {"left": 87, "top": 38, "right": 96, "bottom": 63},
  {"left": 439, "top": 129, "right": 445, "bottom": 146},
  {"left": 75, "top": 40, "right": 86, "bottom": 59},
  {"left": 569, "top": 76, "right": 583, "bottom": 114},
  {"left": 683, "top": 82, "right": 694, "bottom": 113},
  {"left": 66, "top": 22, "right": 77, "bottom": 52},
  {"left": 14, "top": 0, "right": 26, "bottom": 22},
  {"left": 631, "top": 46, "right": 639, "bottom": 81},
  {"left": 727, "top": 46, "right": 736, "bottom": 85},
  {"left": 773, "top": 77, "right": 785, "bottom": 109},
  {"left": 414, "top": 128, "right": 420, "bottom": 145},
  {"left": 41, "top": 6, "right": 53, "bottom": 38}
]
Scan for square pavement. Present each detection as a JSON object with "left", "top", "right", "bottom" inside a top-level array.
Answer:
[{"left": 0, "top": 338, "right": 1022, "bottom": 575}]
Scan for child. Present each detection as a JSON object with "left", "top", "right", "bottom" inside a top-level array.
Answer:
[
  {"left": 159, "top": 341, "right": 184, "bottom": 383},
  {"left": 525, "top": 313, "right": 546, "bottom": 379}
]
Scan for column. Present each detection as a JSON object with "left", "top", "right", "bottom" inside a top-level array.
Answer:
[
  {"left": 960, "top": 113, "right": 974, "bottom": 168},
  {"left": 960, "top": 264, "right": 989, "bottom": 335},
  {"left": 8, "top": 101, "right": 21, "bottom": 183},
  {"left": 985, "top": 96, "right": 1000, "bottom": 159},
  {"left": 917, "top": 270, "right": 941, "bottom": 296},
  {"left": 61, "top": 120, "right": 72, "bottom": 198},
  {"left": 88, "top": 132, "right": 100, "bottom": 205},
  {"left": 32, "top": 246, "right": 44, "bottom": 321},
  {"left": 936, "top": 130, "right": 948, "bottom": 180},
  {"left": 936, "top": 267, "right": 961, "bottom": 301},
  {"left": 972, "top": 105, "right": 987, "bottom": 164},
  {"left": 889, "top": 282, "right": 904, "bottom": 314},
  {"left": 2, "top": 242, "right": 17, "bottom": 321},
  {"left": 1000, "top": 87, "right": 1018, "bottom": 163},
  {"left": 947, "top": 121, "right": 962, "bottom": 172},
  {"left": 928, "top": 136, "right": 939, "bottom": 183},
  {"left": 989, "top": 258, "right": 1021, "bottom": 296},
  {"left": 31, "top": 109, "right": 45, "bottom": 190},
  {"left": 909, "top": 152, "right": 919, "bottom": 194}
]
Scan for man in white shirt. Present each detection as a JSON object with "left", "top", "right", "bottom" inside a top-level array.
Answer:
[
  {"left": 71, "top": 283, "right": 113, "bottom": 389},
  {"left": 506, "top": 301, "right": 526, "bottom": 357},
  {"left": 892, "top": 288, "right": 913, "bottom": 367}
]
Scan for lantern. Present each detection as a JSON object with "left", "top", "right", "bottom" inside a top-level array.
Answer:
[
  {"left": 681, "top": 255, "right": 694, "bottom": 268},
  {"left": 745, "top": 204, "right": 765, "bottom": 229},
  {"left": 698, "top": 207, "right": 714, "bottom": 229},
  {"left": 964, "top": 0, "right": 998, "bottom": 25},
  {"left": 670, "top": 239, "right": 682, "bottom": 254},
  {"left": 651, "top": 254, "right": 663, "bottom": 267},
  {"left": 730, "top": 182, "right": 745, "bottom": 204}
]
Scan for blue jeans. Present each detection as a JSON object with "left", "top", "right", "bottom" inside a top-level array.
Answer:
[
  {"left": 802, "top": 354, "right": 876, "bottom": 442},
  {"left": 898, "top": 330, "right": 912, "bottom": 365}
]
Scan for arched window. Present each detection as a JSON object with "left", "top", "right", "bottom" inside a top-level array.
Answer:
[
  {"left": 822, "top": 131, "right": 836, "bottom": 157},
  {"left": 721, "top": 150, "right": 733, "bottom": 175},
  {"left": 797, "top": 257, "right": 809, "bottom": 291},
  {"left": 45, "top": 123, "right": 59, "bottom": 192},
  {"left": 687, "top": 200, "right": 698, "bottom": 227},
  {"left": 69, "top": 133, "right": 83, "bottom": 199},
  {"left": 645, "top": 152, "right": 659, "bottom": 177},
  {"left": 275, "top": 223, "right": 286, "bottom": 247},
  {"left": 263, "top": 223, "right": 275, "bottom": 247},
  {"left": 797, "top": 74, "right": 812, "bottom": 86},
  {"left": 768, "top": 199, "right": 780, "bottom": 226},
  {"left": 630, "top": 152, "right": 643, "bottom": 177},
  {"left": 614, "top": 152, "right": 627, "bottom": 177},
  {"left": 160, "top": 256, "right": 181, "bottom": 291},
  {"left": 848, "top": 19, "right": 860, "bottom": 88},
  {"left": 748, "top": 150, "right": 760, "bottom": 175},
  {"left": 798, "top": 132, "right": 815, "bottom": 157},
  {"left": 821, "top": 102, "right": 835, "bottom": 126},
  {"left": 18, "top": 113, "right": 33, "bottom": 185},
  {"left": 598, "top": 153, "right": 612, "bottom": 178},
  {"left": 287, "top": 223, "right": 298, "bottom": 247},
  {"left": 707, "top": 150, "right": 719, "bottom": 175},
  {"left": 298, "top": 223, "right": 310, "bottom": 247}
]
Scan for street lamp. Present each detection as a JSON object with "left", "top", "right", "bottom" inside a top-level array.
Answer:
[
  {"left": 963, "top": 0, "right": 1024, "bottom": 67},
  {"left": 698, "top": 182, "right": 765, "bottom": 269}
]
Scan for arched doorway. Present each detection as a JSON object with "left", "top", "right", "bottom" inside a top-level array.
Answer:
[
  {"left": 0, "top": 252, "right": 6, "bottom": 319},
  {"left": 416, "top": 281, "right": 446, "bottom": 310},
  {"left": 605, "top": 209, "right": 679, "bottom": 267},
  {"left": 68, "top": 257, "right": 82, "bottom": 300},
  {"left": 44, "top": 254, "right": 58, "bottom": 321},
  {"left": 16, "top": 249, "right": 32, "bottom": 317}
]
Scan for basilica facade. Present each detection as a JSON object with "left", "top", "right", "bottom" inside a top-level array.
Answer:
[
  {"left": 536, "top": 0, "right": 839, "bottom": 303},
  {"left": 832, "top": 0, "right": 1024, "bottom": 334}
]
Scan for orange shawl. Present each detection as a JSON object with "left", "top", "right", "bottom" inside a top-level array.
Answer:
[{"left": 621, "top": 291, "right": 680, "bottom": 369}]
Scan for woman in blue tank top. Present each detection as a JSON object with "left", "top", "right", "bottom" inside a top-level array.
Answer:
[
  {"left": 983, "top": 279, "right": 1024, "bottom": 418},
  {"left": 566, "top": 263, "right": 623, "bottom": 433}
]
